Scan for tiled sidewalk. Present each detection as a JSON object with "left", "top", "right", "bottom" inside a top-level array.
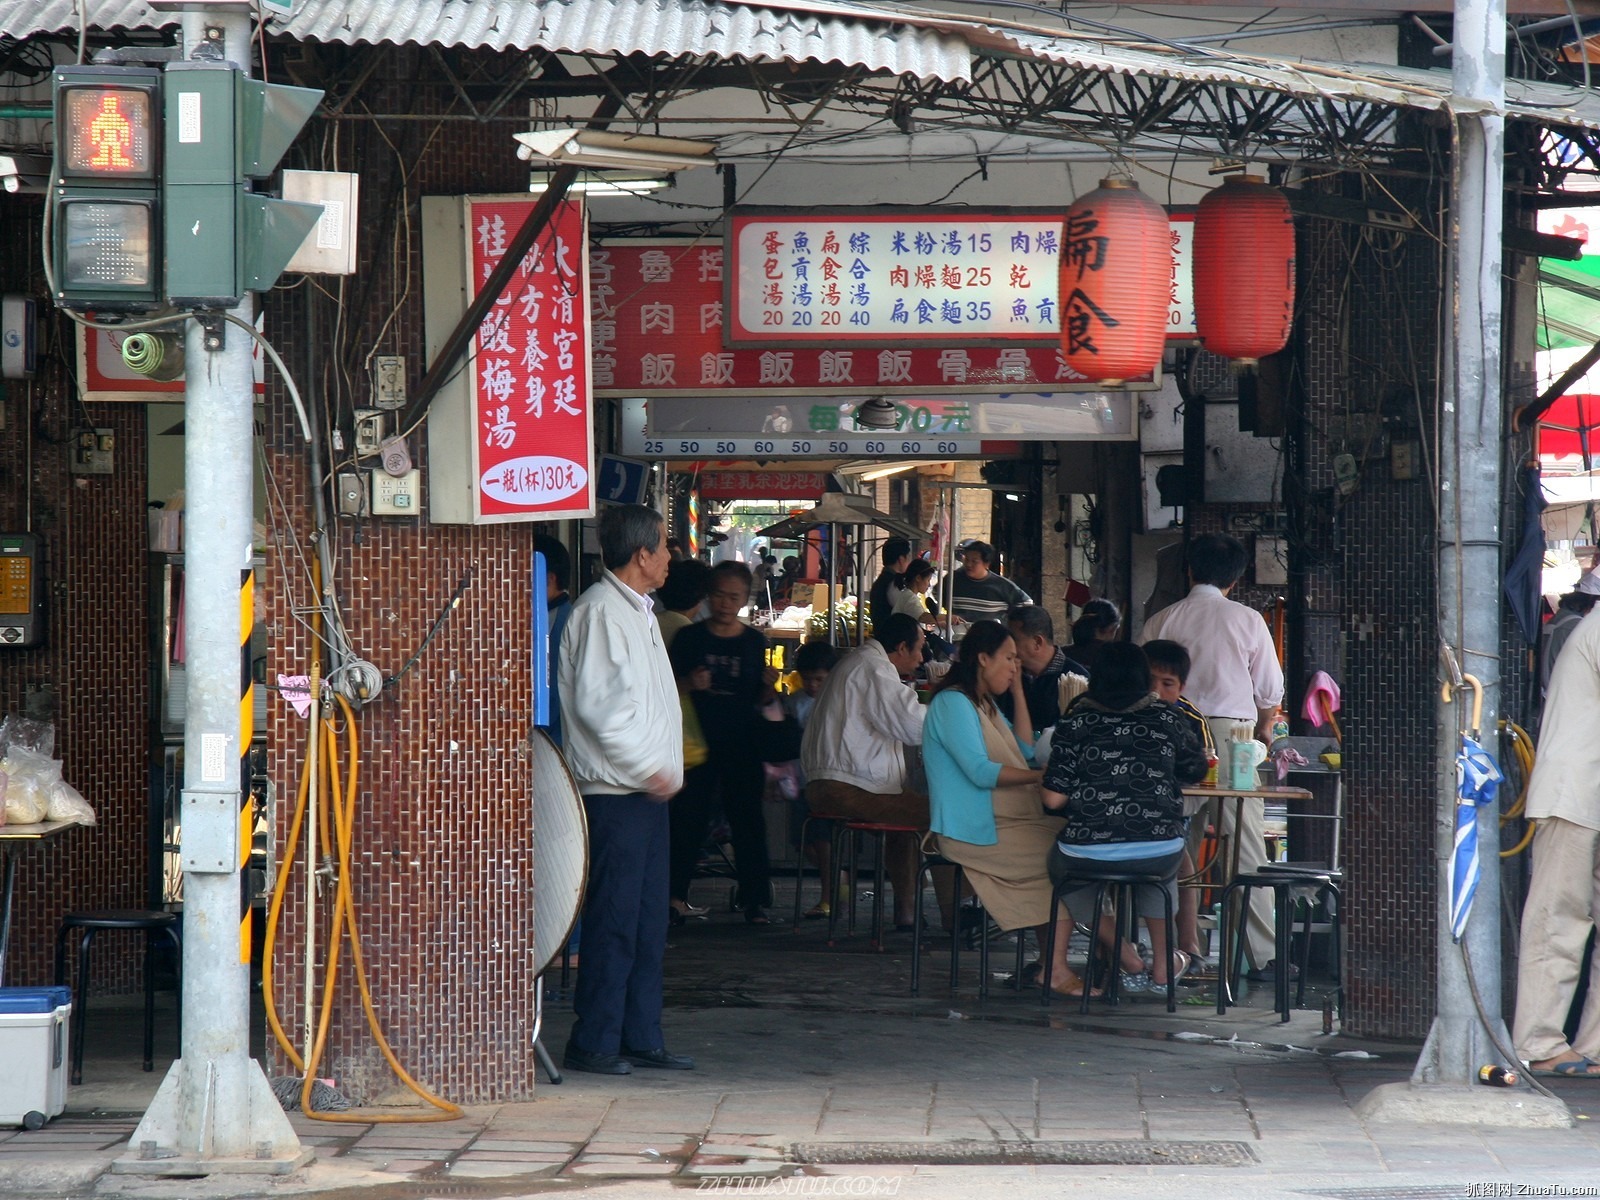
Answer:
[{"left": 4, "top": 910, "right": 1600, "bottom": 1196}]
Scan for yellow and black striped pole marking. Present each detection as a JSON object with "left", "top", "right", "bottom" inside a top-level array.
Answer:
[{"left": 238, "top": 563, "right": 254, "bottom": 964}]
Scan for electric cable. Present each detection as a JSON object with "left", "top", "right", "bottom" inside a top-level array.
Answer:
[
  {"left": 383, "top": 569, "right": 474, "bottom": 690},
  {"left": 221, "top": 312, "right": 313, "bottom": 441}
]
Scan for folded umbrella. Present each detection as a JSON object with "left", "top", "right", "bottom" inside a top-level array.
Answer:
[{"left": 1450, "top": 734, "right": 1505, "bottom": 942}]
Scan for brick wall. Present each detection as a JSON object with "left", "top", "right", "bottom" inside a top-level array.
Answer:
[
  {"left": 0, "top": 194, "right": 149, "bottom": 993},
  {"left": 261, "top": 51, "right": 543, "bottom": 1102}
]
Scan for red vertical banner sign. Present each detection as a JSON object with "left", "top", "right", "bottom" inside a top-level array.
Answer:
[{"left": 465, "top": 197, "right": 595, "bottom": 520}]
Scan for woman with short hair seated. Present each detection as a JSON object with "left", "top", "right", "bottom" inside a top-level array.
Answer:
[
  {"left": 923, "top": 620, "right": 1081, "bottom": 995},
  {"left": 1042, "top": 642, "right": 1210, "bottom": 992}
]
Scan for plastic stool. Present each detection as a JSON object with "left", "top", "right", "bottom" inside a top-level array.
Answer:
[
  {"left": 1041, "top": 869, "right": 1179, "bottom": 1014},
  {"left": 790, "top": 811, "right": 847, "bottom": 930},
  {"left": 54, "top": 910, "right": 181, "bottom": 1085},
  {"left": 1216, "top": 866, "right": 1342, "bottom": 1022}
]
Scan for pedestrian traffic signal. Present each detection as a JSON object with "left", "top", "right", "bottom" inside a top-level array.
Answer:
[
  {"left": 50, "top": 65, "right": 163, "bottom": 312},
  {"left": 162, "top": 62, "right": 324, "bottom": 308}
]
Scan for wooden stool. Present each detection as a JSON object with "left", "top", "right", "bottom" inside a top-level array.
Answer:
[{"left": 54, "top": 910, "right": 181, "bottom": 1085}]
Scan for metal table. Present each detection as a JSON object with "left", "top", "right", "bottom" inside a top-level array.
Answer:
[
  {"left": 0, "top": 820, "right": 77, "bottom": 986},
  {"left": 1182, "top": 784, "right": 1314, "bottom": 884}
]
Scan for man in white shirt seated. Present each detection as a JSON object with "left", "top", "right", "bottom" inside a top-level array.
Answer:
[{"left": 800, "top": 614, "right": 931, "bottom": 930}]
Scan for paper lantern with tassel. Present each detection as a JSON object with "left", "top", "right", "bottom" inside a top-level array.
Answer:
[
  {"left": 1193, "top": 174, "right": 1295, "bottom": 364},
  {"left": 1058, "top": 178, "right": 1172, "bottom": 385}
]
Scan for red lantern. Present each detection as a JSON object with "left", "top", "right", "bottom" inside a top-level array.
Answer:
[
  {"left": 1058, "top": 178, "right": 1171, "bottom": 385},
  {"left": 1193, "top": 175, "right": 1295, "bottom": 364}
]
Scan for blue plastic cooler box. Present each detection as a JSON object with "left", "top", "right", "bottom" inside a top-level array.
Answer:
[{"left": 0, "top": 986, "right": 72, "bottom": 1128}]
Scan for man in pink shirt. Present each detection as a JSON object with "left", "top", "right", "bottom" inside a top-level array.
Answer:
[{"left": 1142, "top": 533, "right": 1287, "bottom": 980}]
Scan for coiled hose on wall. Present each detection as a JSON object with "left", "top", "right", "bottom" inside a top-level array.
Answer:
[{"left": 263, "top": 689, "right": 460, "bottom": 1123}]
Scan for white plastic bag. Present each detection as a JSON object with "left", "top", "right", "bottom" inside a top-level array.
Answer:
[
  {"left": 0, "top": 746, "right": 60, "bottom": 825},
  {"left": 0, "top": 716, "right": 55, "bottom": 758},
  {"left": 46, "top": 779, "right": 96, "bottom": 826}
]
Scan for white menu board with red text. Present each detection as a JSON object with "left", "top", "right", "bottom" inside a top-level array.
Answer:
[
  {"left": 460, "top": 196, "right": 594, "bottom": 521},
  {"left": 726, "top": 207, "right": 1194, "bottom": 350}
]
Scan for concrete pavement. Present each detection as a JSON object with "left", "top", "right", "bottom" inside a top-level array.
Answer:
[{"left": 6, "top": 903, "right": 1600, "bottom": 1198}]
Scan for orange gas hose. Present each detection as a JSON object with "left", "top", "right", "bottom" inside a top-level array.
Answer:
[
  {"left": 264, "top": 690, "right": 460, "bottom": 1122},
  {"left": 1498, "top": 720, "right": 1536, "bottom": 859}
]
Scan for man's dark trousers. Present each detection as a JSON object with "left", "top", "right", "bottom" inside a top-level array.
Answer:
[{"left": 568, "top": 792, "right": 669, "bottom": 1056}]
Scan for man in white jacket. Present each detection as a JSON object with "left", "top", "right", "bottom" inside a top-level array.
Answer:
[
  {"left": 558, "top": 505, "right": 690, "bottom": 1076},
  {"left": 801, "top": 613, "right": 928, "bottom": 928}
]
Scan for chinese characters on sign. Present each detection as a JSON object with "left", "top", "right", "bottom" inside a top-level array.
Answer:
[
  {"left": 697, "top": 471, "right": 828, "bottom": 500},
  {"left": 466, "top": 197, "right": 594, "bottom": 519},
  {"left": 731, "top": 214, "right": 1061, "bottom": 342},
  {"left": 726, "top": 209, "right": 1195, "bottom": 349},
  {"left": 594, "top": 240, "right": 1128, "bottom": 395},
  {"left": 616, "top": 395, "right": 1131, "bottom": 459}
]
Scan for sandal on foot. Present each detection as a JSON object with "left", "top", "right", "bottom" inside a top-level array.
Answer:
[
  {"left": 1530, "top": 1054, "right": 1600, "bottom": 1078},
  {"left": 1150, "top": 951, "right": 1192, "bottom": 991},
  {"left": 803, "top": 902, "right": 831, "bottom": 920},
  {"left": 1048, "top": 974, "right": 1102, "bottom": 999}
]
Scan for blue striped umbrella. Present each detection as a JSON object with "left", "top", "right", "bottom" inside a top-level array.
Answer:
[{"left": 1450, "top": 734, "right": 1504, "bottom": 942}]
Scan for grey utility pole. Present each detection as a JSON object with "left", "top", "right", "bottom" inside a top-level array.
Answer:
[
  {"left": 116, "top": 4, "right": 309, "bottom": 1175},
  {"left": 1361, "top": 0, "right": 1567, "bottom": 1126},
  {"left": 1419, "top": 0, "right": 1511, "bottom": 1087}
]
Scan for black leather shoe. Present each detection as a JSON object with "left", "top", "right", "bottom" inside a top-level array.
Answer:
[
  {"left": 563, "top": 1045, "right": 633, "bottom": 1075},
  {"left": 620, "top": 1046, "right": 696, "bottom": 1070}
]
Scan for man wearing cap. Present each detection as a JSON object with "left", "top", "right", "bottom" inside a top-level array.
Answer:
[{"left": 1542, "top": 568, "right": 1600, "bottom": 696}]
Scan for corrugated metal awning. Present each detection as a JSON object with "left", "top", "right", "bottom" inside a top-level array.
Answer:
[
  {"left": 970, "top": 21, "right": 1600, "bottom": 131},
  {"left": 1, "top": 0, "right": 980, "bottom": 84},
  {"left": 6, "top": 0, "right": 1600, "bottom": 129}
]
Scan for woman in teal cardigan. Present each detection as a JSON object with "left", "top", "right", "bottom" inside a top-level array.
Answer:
[{"left": 924, "top": 620, "right": 1082, "bottom": 996}]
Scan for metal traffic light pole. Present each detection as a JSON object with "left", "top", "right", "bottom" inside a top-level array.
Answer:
[{"left": 115, "top": 3, "right": 309, "bottom": 1175}]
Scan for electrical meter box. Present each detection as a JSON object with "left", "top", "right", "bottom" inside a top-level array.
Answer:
[
  {"left": 0, "top": 533, "right": 45, "bottom": 648},
  {"left": 0, "top": 986, "right": 71, "bottom": 1128}
]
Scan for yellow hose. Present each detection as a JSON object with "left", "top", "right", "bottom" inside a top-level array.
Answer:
[
  {"left": 1498, "top": 719, "right": 1536, "bottom": 858},
  {"left": 264, "top": 689, "right": 460, "bottom": 1122}
]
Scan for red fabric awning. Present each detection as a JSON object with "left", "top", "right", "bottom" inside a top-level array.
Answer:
[{"left": 1537, "top": 394, "right": 1600, "bottom": 459}]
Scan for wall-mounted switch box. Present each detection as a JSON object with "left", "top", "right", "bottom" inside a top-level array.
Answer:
[
  {"left": 353, "top": 409, "right": 384, "bottom": 457},
  {"left": 370, "top": 468, "right": 422, "bottom": 516},
  {"left": 373, "top": 356, "right": 406, "bottom": 409},
  {"left": 69, "top": 427, "right": 114, "bottom": 475},
  {"left": 336, "top": 471, "right": 366, "bottom": 517}
]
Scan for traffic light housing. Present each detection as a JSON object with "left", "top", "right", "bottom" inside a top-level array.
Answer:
[
  {"left": 50, "top": 65, "right": 163, "bottom": 312},
  {"left": 162, "top": 62, "right": 323, "bottom": 308}
]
